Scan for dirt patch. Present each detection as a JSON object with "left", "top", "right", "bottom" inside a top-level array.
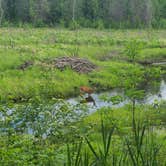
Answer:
[
  {"left": 137, "top": 60, "right": 153, "bottom": 65},
  {"left": 137, "top": 59, "right": 166, "bottom": 66},
  {"left": 97, "top": 50, "right": 122, "bottom": 61},
  {"left": 53, "top": 56, "right": 97, "bottom": 74},
  {"left": 18, "top": 61, "right": 33, "bottom": 70}
]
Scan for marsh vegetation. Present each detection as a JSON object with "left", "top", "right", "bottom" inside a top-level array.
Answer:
[{"left": 0, "top": 28, "right": 166, "bottom": 165}]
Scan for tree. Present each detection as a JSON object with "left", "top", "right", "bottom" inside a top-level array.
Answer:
[
  {"left": 0, "top": 0, "right": 166, "bottom": 28},
  {"left": 3, "top": 0, "right": 16, "bottom": 22},
  {"left": 0, "top": 0, "right": 3, "bottom": 25},
  {"left": 29, "top": 0, "right": 50, "bottom": 25},
  {"left": 14, "top": 0, "right": 30, "bottom": 22}
]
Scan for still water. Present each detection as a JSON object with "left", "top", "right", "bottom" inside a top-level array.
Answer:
[{"left": 68, "top": 80, "right": 166, "bottom": 113}]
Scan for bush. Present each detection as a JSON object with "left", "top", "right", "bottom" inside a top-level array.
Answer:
[
  {"left": 68, "top": 20, "right": 80, "bottom": 30},
  {"left": 124, "top": 40, "right": 143, "bottom": 62},
  {"left": 159, "top": 18, "right": 166, "bottom": 28},
  {"left": 93, "top": 20, "right": 105, "bottom": 29}
]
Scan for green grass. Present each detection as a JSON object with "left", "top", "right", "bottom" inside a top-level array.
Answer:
[
  {"left": 0, "top": 28, "right": 165, "bottom": 165},
  {"left": 139, "top": 48, "right": 166, "bottom": 62},
  {"left": 84, "top": 103, "right": 166, "bottom": 129},
  {"left": 0, "top": 28, "right": 165, "bottom": 103},
  {"left": 78, "top": 102, "right": 166, "bottom": 165}
]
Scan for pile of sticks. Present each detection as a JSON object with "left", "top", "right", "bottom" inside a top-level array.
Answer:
[{"left": 54, "top": 57, "right": 97, "bottom": 74}]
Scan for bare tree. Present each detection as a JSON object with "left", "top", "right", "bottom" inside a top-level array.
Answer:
[
  {"left": 144, "top": 0, "right": 153, "bottom": 27},
  {"left": 0, "top": 0, "right": 3, "bottom": 26},
  {"left": 72, "top": 0, "right": 76, "bottom": 21}
]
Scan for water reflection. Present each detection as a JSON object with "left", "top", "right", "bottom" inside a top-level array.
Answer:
[
  {"left": 145, "top": 80, "right": 166, "bottom": 104},
  {"left": 68, "top": 80, "right": 166, "bottom": 113},
  {"left": 0, "top": 80, "right": 165, "bottom": 136}
]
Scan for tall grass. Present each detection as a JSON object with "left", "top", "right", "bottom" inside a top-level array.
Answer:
[{"left": 65, "top": 105, "right": 165, "bottom": 166}]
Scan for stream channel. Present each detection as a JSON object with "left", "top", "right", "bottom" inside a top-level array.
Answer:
[
  {"left": 1, "top": 79, "right": 166, "bottom": 136},
  {"left": 68, "top": 80, "right": 166, "bottom": 113}
]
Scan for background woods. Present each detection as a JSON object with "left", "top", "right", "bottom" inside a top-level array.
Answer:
[{"left": 0, "top": 0, "right": 166, "bottom": 28}]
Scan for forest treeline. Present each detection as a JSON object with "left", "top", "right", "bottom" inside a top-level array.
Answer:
[{"left": 0, "top": 0, "right": 166, "bottom": 28}]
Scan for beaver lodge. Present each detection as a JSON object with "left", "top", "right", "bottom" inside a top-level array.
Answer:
[{"left": 54, "top": 56, "right": 97, "bottom": 74}]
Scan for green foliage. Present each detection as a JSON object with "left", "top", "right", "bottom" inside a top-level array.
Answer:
[
  {"left": 85, "top": 120, "right": 115, "bottom": 166},
  {"left": 124, "top": 40, "right": 143, "bottom": 62},
  {"left": 0, "top": 29, "right": 163, "bottom": 103},
  {"left": 0, "top": 101, "right": 166, "bottom": 165},
  {"left": 100, "top": 94, "right": 124, "bottom": 105},
  {"left": 68, "top": 21, "right": 80, "bottom": 30},
  {"left": 94, "top": 20, "right": 105, "bottom": 30},
  {"left": 1, "top": 0, "right": 166, "bottom": 28},
  {"left": 66, "top": 141, "right": 84, "bottom": 166},
  {"left": 0, "top": 100, "right": 88, "bottom": 142},
  {"left": 0, "top": 134, "right": 63, "bottom": 165},
  {"left": 65, "top": 108, "right": 166, "bottom": 166},
  {"left": 0, "top": 28, "right": 165, "bottom": 165}
]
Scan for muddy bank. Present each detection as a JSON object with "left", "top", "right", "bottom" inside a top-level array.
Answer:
[
  {"left": 18, "top": 61, "right": 33, "bottom": 70},
  {"left": 138, "top": 60, "right": 166, "bottom": 66}
]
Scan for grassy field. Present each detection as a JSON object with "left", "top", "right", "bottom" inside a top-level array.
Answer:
[
  {"left": 0, "top": 28, "right": 165, "bottom": 103},
  {"left": 0, "top": 28, "right": 166, "bottom": 165}
]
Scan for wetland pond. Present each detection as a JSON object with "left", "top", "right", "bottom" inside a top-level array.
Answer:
[
  {"left": 1, "top": 79, "right": 165, "bottom": 136},
  {"left": 68, "top": 79, "right": 166, "bottom": 113}
]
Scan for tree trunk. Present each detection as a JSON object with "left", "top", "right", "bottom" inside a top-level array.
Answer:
[{"left": 0, "top": 0, "right": 3, "bottom": 26}]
